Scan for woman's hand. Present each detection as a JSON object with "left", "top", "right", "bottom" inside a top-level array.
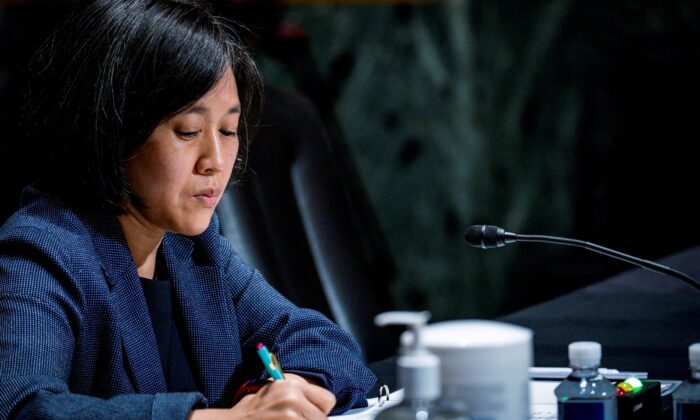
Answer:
[{"left": 189, "top": 375, "right": 336, "bottom": 419}]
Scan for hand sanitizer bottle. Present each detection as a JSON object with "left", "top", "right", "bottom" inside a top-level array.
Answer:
[
  {"left": 374, "top": 311, "right": 470, "bottom": 420},
  {"left": 673, "top": 343, "right": 700, "bottom": 419},
  {"left": 554, "top": 341, "right": 617, "bottom": 419}
]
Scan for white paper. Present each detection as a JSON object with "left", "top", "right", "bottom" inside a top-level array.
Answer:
[
  {"left": 529, "top": 380, "right": 558, "bottom": 419},
  {"left": 329, "top": 389, "right": 404, "bottom": 419}
]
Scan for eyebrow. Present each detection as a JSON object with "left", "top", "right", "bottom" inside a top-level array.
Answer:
[{"left": 185, "top": 104, "right": 241, "bottom": 115}]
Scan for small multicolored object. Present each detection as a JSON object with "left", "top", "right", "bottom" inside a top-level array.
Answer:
[
  {"left": 256, "top": 342, "right": 285, "bottom": 380},
  {"left": 616, "top": 376, "right": 643, "bottom": 396}
]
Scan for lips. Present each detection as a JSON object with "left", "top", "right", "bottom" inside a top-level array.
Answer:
[{"left": 193, "top": 187, "right": 221, "bottom": 208}]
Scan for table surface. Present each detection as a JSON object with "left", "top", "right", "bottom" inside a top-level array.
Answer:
[{"left": 498, "top": 244, "right": 700, "bottom": 380}]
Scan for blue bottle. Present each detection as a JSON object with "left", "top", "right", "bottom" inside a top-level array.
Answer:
[
  {"left": 554, "top": 341, "right": 617, "bottom": 420},
  {"left": 673, "top": 343, "right": 700, "bottom": 419}
]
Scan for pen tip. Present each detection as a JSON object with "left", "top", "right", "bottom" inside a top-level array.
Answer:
[{"left": 256, "top": 342, "right": 264, "bottom": 350}]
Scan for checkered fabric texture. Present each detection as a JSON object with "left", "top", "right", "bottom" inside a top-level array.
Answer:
[{"left": 0, "top": 185, "right": 375, "bottom": 418}]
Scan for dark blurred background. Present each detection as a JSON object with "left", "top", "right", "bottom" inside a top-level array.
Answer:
[{"left": 1, "top": 0, "right": 699, "bottom": 322}]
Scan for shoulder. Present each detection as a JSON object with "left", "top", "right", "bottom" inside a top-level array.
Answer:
[
  {"left": 0, "top": 186, "right": 104, "bottom": 313},
  {"left": 0, "top": 185, "right": 95, "bottom": 263}
]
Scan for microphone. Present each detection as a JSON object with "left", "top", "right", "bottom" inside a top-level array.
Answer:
[{"left": 464, "top": 224, "right": 700, "bottom": 291}]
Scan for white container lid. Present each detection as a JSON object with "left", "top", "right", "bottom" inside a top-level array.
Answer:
[
  {"left": 408, "top": 319, "right": 532, "bottom": 349},
  {"left": 403, "top": 319, "right": 533, "bottom": 380},
  {"left": 409, "top": 319, "right": 532, "bottom": 420}
]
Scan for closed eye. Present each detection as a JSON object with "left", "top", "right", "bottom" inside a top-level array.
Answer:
[
  {"left": 176, "top": 130, "right": 200, "bottom": 139},
  {"left": 220, "top": 129, "right": 237, "bottom": 137}
]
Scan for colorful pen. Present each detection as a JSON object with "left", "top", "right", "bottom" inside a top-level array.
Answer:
[{"left": 256, "top": 342, "right": 285, "bottom": 380}]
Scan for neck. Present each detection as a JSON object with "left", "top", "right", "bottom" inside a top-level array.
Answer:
[{"left": 117, "top": 208, "right": 164, "bottom": 280}]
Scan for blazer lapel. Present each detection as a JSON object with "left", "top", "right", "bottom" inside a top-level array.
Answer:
[
  {"left": 162, "top": 234, "right": 241, "bottom": 405},
  {"left": 87, "top": 215, "right": 167, "bottom": 394}
]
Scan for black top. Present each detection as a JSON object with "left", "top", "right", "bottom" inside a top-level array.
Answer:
[{"left": 140, "top": 276, "right": 199, "bottom": 392}]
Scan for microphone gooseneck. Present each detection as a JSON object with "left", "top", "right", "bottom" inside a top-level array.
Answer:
[{"left": 464, "top": 224, "right": 700, "bottom": 291}]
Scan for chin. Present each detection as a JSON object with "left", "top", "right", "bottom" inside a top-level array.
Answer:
[
  {"left": 177, "top": 217, "right": 213, "bottom": 237},
  {"left": 181, "top": 226, "right": 209, "bottom": 237}
]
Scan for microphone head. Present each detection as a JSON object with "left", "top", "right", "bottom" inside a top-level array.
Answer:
[{"left": 464, "top": 225, "right": 507, "bottom": 248}]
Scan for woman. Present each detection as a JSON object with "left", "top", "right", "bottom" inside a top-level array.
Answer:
[{"left": 0, "top": 1, "right": 375, "bottom": 418}]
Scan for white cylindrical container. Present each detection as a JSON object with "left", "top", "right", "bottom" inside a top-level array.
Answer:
[{"left": 404, "top": 320, "right": 532, "bottom": 420}]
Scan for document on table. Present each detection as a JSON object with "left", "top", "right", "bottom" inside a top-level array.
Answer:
[
  {"left": 329, "top": 388, "right": 404, "bottom": 419},
  {"left": 330, "top": 382, "right": 555, "bottom": 419},
  {"left": 529, "top": 380, "right": 558, "bottom": 420},
  {"left": 529, "top": 366, "right": 648, "bottom": 380}
]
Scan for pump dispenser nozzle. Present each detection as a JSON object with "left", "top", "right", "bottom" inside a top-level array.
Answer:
[{"left": 375, "top": 311, "right": 440, "bottom": 401}]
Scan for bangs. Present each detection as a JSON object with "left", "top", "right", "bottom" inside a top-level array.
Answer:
[
  {"left": 120, "top": 3, "right": 234, "bottom": 149},
  {"left": 27, "top": 0, "right": 262, "bottom": 215}
]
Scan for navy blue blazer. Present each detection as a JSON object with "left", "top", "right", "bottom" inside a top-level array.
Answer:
[{"left": 0, "top": 186, "right": 375, "bottom": 419}]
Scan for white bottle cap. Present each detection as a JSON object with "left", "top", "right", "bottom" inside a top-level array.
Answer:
[
  {"left": 568, "top": 341, "right": 601, "bottom": 368},
  {"left": 688, "top": 343, "right": 700, "bottom": 368},
  {"left": 375, "top": 311, "right": 440, "bottom": 400}
]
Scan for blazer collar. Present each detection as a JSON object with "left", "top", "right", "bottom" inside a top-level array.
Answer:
[
  {"left": 87, "top": 215, "right": 167, "bottom": 394},
  {"left": 161, "top": 233, "right": 241, "bottom": 406},
  {"left": 87, "top": 215, "right": 240, "bottom": 403}
]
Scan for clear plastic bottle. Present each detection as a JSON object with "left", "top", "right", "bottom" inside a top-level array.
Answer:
[
  {"left": 374, "top": 311, "right": 470, "bottom": 420},
  {"left": 375, "top": 400, "right": 470, "bottom": 420},
  {"left": 554, "top": 341, "right": 617, "bottom": 420},
  {"left": 673, "top": 343, "right": 700, "bottom": 419}
]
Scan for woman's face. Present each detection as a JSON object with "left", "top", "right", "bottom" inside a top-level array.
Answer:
[{"left": 122, "top": 69, "right": 240, "bottom": 237}]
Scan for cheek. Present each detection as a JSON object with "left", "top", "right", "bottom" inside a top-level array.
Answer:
[
  {"left": 231, "top": 141, "right": 239, "bottom": 158},
  {"left": 124, "top": 159, "right": 149, "bottom": 197},
  {"left": 218, "top": 143, "right": 239, "bottom": 179},
  {"left": 126, "top": 154, "right": 188, "bottom": 203}
]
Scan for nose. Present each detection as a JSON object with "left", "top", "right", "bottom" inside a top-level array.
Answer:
[{"left": 195, "top": 130, "right": 225, "bottom": 175}]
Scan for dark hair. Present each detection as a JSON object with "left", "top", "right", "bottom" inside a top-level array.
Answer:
[{"left": 25, "top": 0, "right": 262, "bottom": 214}]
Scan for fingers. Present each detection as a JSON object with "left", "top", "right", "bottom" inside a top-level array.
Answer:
[
  {"left": 297, "top": 381, "right": 336, "bottom": 415},
  {"left": 280, "top": 373, "right": 336, "bottom": 414},
  {"left": 234, "top": 379, "right": 335, "bottom": 419}
]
